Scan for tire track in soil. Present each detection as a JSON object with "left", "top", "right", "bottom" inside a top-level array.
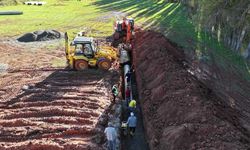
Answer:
[{"left": 0, "top": 69, "right": 118, "bottom": 150}]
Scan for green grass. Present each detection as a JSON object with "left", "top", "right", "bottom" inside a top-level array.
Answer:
[
  {"left": 94, "top": 0, "right": 250, "bottom": 80},
  {"left": 0, "top": 0, "right": 249, "bottom": 80},
  {"left": 0, "top": 0, "right": 26, "bottom": 6},
  {"left": 0, "top": 0, "right": 114, "bottom": 38}
]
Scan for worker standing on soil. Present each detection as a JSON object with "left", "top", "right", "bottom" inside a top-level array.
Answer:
[
  {"left": 127, "top": 112, "right": 137, "bottom": 136},
  {"left": 112, "top": 85, "right": 119, "bottom": 103},
  {"left": 104, "top": 122, "right": 117, "bottom": 150}
]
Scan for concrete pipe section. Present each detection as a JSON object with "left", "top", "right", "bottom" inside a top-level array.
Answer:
[{"left": 0, "top": 11, "right": 23, "bottom": 15}]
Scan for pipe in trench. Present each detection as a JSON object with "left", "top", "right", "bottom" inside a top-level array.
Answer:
[
  {"left": 119, "top": 44, "right": 133, "bottom": 101},
  {"left": 124, "top": 64, "right": 133, "bottom": 100}
]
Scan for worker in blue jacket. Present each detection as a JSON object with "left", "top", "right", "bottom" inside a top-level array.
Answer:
[{"left": 127, "top": 112, "right": 137, "bottom": 136}]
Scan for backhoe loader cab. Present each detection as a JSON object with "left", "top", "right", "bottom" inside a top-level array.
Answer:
[
  {"left": 71, "top": 37, "right": 96, "bottom": 58},
  {"left": 65, "top": 32, "right": 117, "bottom": 71}
]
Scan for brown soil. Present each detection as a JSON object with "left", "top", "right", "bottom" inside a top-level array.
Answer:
[
  {"left": 133, "top": 30, "right": 250, "bottom": 150},
  {"left": 0, "top": 40, "right": 119, "bottom": 149}
]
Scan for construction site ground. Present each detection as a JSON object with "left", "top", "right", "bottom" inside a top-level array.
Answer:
[
  {"left": 0, "top": 39, "right": 120, "bottom": 149},
  {"left": 1, "top": 30, "right": 250, "bottom": 150}
]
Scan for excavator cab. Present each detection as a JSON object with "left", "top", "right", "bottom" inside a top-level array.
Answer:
[
  {"left": 113, "top": 17, "right": 134, "bottom": 44},
  {"left": 126, "top": 17, "right": 134, "bottom": 31}
]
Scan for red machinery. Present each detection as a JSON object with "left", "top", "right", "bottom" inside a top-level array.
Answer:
[{"left": 113, "top": 17, "right": 134, "bottom": 44}]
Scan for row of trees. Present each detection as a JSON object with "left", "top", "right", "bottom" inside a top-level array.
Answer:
[
  {"left": 163, "top": 0, "right": 249, "bottom": 58},
  {"left": 185, "top": 0, "right": 249, "bottom": 58}
]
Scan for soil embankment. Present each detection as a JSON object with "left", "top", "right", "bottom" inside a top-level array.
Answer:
[{"left": 133, "top": 30, "right": 250, "bottom": 150}]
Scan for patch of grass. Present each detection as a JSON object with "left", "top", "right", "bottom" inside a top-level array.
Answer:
[
  {"left": 94, "top": 0, "right": 250, "bottom": 80},
  {"left": 0, "top": 0, "right": 25, "bottom": 6},
  {"left": 0, "top": 0, "right": 114, "bottom": 38},
  {"left": 1, "top": 0, "right": 249, "bottom": 80}
]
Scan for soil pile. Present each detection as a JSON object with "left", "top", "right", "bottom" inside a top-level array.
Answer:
[
  {"left": 133, "top": 30, "right": 250, "bottom": 150},
  {"left": 17, "top": 30, "right": 61, "bottom": 42}
]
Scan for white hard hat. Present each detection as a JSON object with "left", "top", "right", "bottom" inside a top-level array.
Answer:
[
  {"left": 108, "top": 122, "right": 112, "bottom": 127},
  {"left": 130, "top": 112, "right": 134, "bottom": 116}
]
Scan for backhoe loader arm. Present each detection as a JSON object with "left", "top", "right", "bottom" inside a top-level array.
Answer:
[{"left": 65, "top": 32, "right": 70, "bottom": 59}]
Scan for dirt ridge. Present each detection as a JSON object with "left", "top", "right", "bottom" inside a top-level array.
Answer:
[{"left": 133, "top": 30, "right": 250, "bottom": 150}]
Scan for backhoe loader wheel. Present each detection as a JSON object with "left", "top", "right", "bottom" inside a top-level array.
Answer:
[
  {"left": 74, "top": 60, "right": 88, "bottom": 71},
  {"left": 98, "top": 59, "right": 111, "bottom": 70}
]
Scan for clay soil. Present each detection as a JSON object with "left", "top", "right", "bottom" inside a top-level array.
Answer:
[
  {"left": 133, "top": 30, "right": 250, "bottom": 150},
  {"left": 0, "top": 40, "right": 119, "bottom": 150}
]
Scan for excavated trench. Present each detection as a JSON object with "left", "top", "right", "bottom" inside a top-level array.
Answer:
[
  {"left": 132, "top": 30, "right": 250, "bottom": 150},
  {"left": 1, "top": 28, "right": 250, "bottom": 149}
]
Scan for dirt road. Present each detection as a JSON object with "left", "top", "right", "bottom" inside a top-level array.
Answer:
[{"left": 0, "top": 40, "right": 119, "bottom": 149}]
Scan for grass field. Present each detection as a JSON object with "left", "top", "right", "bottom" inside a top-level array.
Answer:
[
  {"left": 0, "top": 0, "right": 26, "bottom": 6},
  {"left": 94, "top": 0, "right": 250, "bottom": 80},
  {"left": 0, "top": 0, "right": 114, "bottom": 38},
  {"left": 0, "top": 0, "right": 249, "bottom": 79}
]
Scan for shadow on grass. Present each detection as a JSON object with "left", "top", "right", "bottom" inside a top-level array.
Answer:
[
  {"left": 93, "top": 0, "right": 250, "bottom": 79},
  {"left": 93, "top": 0, "right": 250, "bottom": 137}
]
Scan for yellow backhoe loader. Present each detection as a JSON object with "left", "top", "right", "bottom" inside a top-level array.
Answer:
[{"left": 65, "top": 32, "right": 117, "bottom": 71}]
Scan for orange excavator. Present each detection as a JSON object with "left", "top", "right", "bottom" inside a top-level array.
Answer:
[{"left": 113, "top": 17, "right": 134, "bottom": 44}]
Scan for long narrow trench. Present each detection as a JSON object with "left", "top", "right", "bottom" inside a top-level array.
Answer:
[{"left": 121, "top": 70, "right": 149, "bottom": 150}]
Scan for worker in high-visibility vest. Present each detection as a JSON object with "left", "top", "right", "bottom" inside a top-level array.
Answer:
[{"left": 128, "top": 99, "right": 136, "bottom": 113}]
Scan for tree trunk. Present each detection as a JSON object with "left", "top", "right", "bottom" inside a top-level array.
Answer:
[
  {"left": 236, "top": 26, "right": 247, "bottom": 51},
  {"left": 246, "top": 42, "right": 250, "bottom": 59}
]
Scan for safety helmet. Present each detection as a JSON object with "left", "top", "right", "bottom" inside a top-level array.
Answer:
[
  {"left": 130, "top": 112, "right": 134, "bottom": 116},
  {"left": 108, "top": 122, "right": 113, "bottom": 127}
]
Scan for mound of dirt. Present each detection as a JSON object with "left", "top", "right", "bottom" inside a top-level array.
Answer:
[
  {"left": 17, "top": 30, "right": 61, "bottom": 42},
  {"left": 133, "top": 30, "right": 250, "bottom": 150}
]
